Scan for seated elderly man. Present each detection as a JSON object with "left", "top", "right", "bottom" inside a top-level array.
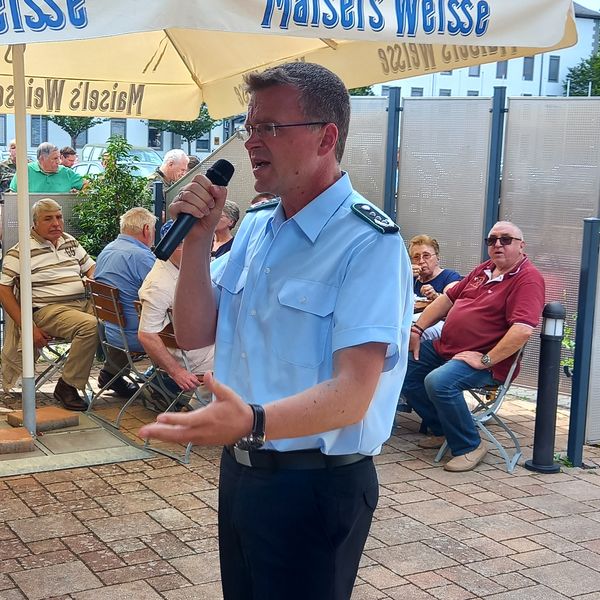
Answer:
[
  {"left": 147, "top": 149, "right": 189, "bottom": 192},
  {"left": 402, "top": 221, "right": 544, "bottom": 472},
  {"left": 0, "top": 198, "right": 97, "bottom": 411},
  {"left": 138, "top": 220, "right": 214, "bottom": 407},
  {"left": 9, "top": 142, "right": 84, "bottom": 193},
  {"left": 93, "top": 207, "right": 157, "bottom": 397}
]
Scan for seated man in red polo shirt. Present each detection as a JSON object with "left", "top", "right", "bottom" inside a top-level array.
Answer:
[{"left": 402, "top": 221, "right": 545, "bottom": 472}]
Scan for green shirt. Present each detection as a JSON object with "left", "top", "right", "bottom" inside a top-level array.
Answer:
[{"left": 9, "top": 162, "right": 84, "bottom": 193}]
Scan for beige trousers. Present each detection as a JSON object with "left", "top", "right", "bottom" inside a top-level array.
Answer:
[{"left": 33, "top": 299, "right": 98, "bottom": 390}]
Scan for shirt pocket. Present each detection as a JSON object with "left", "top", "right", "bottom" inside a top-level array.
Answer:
[
  {"left": 215, "top": 260, "right": 248, "bottom": 344},
  {"left": 274, "top": 279, "right": 337, "bottom": 368}
]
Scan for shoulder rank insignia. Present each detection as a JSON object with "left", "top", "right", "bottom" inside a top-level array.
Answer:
[
  {"left": 351, "top": 203, "right": 399, "bottom": 234},
  {"left": 246, "top": 199, "right": 279, "bottom": 212}
]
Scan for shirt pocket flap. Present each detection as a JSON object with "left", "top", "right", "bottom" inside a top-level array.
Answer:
[{"left": 278, "top": 279, "right": 337, "bottom": 317}]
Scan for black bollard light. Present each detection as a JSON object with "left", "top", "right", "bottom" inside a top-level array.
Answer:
[{"left": 525, "top": 302, "right": 566, "bottom": 474}]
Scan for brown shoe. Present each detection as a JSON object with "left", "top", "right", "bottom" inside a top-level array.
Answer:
[
  {"left": 54, "top": 378, "right": 87, "bottom": 412},
  {"left": 444, "top": 443, "right": 488, "bottom": 472},
  {"left": 418, "top": 435, "right": 446, "bottom": 449}
]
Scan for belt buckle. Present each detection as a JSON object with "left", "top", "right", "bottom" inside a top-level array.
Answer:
[{"left": 233, "top": 445, "right": 252, "bottom": 467}]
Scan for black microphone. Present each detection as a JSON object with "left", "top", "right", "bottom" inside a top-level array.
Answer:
[{"left": 154, "top": 159, "right": 235, "bottom": 261}]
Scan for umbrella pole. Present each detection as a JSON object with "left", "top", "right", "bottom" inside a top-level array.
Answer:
[{"left": 11, "top": 44, "right": 36, "bottom": 436}]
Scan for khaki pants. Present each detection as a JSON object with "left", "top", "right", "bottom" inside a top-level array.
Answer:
[{"left": 33, "top": 299, "right": 98, "bottom": 390}]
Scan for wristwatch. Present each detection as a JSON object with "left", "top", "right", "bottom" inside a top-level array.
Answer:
[
  {"left": 237, "top": 404, "right": 266, "bottom": 450},
  {"left": 481, "top": 354, "right": 492, "bottom": 367}
]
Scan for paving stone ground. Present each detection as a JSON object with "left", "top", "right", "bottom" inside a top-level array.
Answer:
[{"left": 1, "top": 373, "right": 600, "bottom": 599}]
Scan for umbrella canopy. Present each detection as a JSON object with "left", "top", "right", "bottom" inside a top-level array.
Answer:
[
  {"left": 2, "top": 0, "right": 576, "bottom": 436},
  {"left": 0, "top": 0, "right": 577, "bottom": 120}
]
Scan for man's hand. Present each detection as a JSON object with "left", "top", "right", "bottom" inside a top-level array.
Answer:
[
  {"left": 139, "top": 372, "right": 254, "bottom": 446},
  {"left": 33, "top": 325, "right": 51, "bottom": 349},
  {"left": 170, "top": 367, "right": 202, "bottom": 392},
  {"left": 169, "top": 174, "right": 228, "bottom": 240},
  {"left": 453, "top": 350, "right": 486, "bottom": 369},
  {"left": 409, "top": 330, "right": 421, "bottom": 360}
]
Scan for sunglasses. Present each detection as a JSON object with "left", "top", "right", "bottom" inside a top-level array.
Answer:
[{"left": 484, "top": 236, "right": 522, "bottom": 247}]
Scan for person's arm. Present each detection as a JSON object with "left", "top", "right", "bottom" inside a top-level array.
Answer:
[
  {"left": 84, "top": 265, "right": 95, "bottom": 279},
  {"left": 139, "top": 341, "right": 387, "bottom": 447},
  {"left": 453, "top": 323, "right": 533, "bottom": 370},
  {"left": 8, "top": 173, "right": 16, "bottom": 192},
  {"left": 138, "top": 330, "right": 200, "bottom": 391},
  {"left": 172, "top": 173, "right": 228, "bottom": 350},
  {"left": 410, "top": 294, "right": 453, "bottom": 359},
  {"left": 0, "top": 284, "right": 50, "bottom": 348}
]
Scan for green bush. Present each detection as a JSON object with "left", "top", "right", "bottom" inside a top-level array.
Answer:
[{"left": 73, "top": 135, "right": 152, "bottom": 258}]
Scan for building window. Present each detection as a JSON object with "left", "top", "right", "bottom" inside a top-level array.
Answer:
[
  {"left": 548, "top": 55, "right": 560, "bottom": 82},
  {"left": 0, "top": 115, "right": 6, "bottom": 146},
  {"left": 410, "top": 87, "right": 424, "bottom": 97},
  {"left": 467, "top": 90, "right": 480, "bottom": 96},
  {"left": 381, "top": 85, "right": 390, "bottom": 96},
  {"left": 196, "top": 132, "right": 210, "bottom": 152},
  {"left": 31, "top": 116, "right": 48, "bottom": 147},
  {"left": 148, "top": 126, "right": 163, "bottom": 150},
  {"left": 111, "top": 118, "right": 127, "bottom": 138},
  {"left": 439, "top": 89, "right": 452, "bottom": 96},
  {"left": 441, "top": 70, "right": 453, "bottom": 75},
  {"left": 523, "top": 57, "right": 535, "bottom": 81},
  {"left": 468, "top": 65, "right": 481, "bottom": 77},
  {"left": 496, "top": 60, "right": 508, "bottom": 79}
]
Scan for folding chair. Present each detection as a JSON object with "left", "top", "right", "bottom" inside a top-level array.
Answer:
[
  {"left": 86, "top": 279, "right": 170, "bottom": 429},
  {"left": 134, "top": 300, "right": 211, "bottom": 463},
  {"left": 434, "top": 347, "right": 524, "bottom": 473},
  {"left": 35, "top": 337, "right": 70, "bottom": 390}
]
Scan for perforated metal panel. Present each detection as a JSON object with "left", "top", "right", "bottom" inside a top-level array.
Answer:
[
  {"left": 2, "top": 193, "right": 83, "bottom": 252},
  {"left": 501, "top": 98, "right": 600, "bottom": 401},
  {"left": 167, "top": 96, "right": 389, "bottom": 219},
  {"left": 396, "top": 97, "right": 492, "bottom": 275}
]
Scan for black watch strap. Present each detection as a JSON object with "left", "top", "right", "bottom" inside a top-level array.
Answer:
[{"left": 249, "top": 403, "right": 265, "bottom": 439}]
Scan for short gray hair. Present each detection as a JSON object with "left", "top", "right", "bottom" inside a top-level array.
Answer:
[
  {"left": 222, "top": 201, "right": 240, "bottom": 229},
  {"left": 244, "top": 62, "right": 350, "bottom": 163},
  {"left": 162, "top": 149, "right": 188, "bottom": 167},
  {"left": 120, "top": 207, "right": 157, "bottom": 235},
  {"left": 32, "top": 198, "right": 62, "bottom": 224},
  {"left": 37, "top": 142, "right": 58, "bottom": 160}
]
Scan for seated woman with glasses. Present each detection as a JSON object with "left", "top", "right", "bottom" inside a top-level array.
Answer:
[{"left": 409, "top": 234, "right": 462, "bottom": 340}]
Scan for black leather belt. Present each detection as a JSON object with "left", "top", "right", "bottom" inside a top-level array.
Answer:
[{"left": 226, "top": 445, "right": 368, "bottom": 470}]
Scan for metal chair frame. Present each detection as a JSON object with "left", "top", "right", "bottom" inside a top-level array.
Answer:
[
  {"left": 86, "top": 280, "right": 171, "bottom": 429},
  {"left": 434, "top": 347, "right": 525, "bottom": 473}
]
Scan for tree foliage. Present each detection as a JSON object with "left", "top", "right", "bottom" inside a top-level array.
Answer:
[
  {"left": 47, "top": 116, "right": 105, "bottom": 149},
  {"left": 349, "top": 86, "right": 375, "bottom": 96},
  {"left": 564, "top": 53, "right": 600, "bottom": 96},
  {"left": 149, "top": 104, "right": 219, "bottom": 153},
  {"left": 73, "top": 136, "right": 152, "bottom": 257}
]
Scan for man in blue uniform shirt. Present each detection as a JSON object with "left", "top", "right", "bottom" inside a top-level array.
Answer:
[{"left": 141, "top": 62, "right": 413, "bottom": 600}]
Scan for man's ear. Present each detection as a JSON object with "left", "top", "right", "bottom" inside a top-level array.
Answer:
[{"left": 317, "top": 123, "right": 339, "bottom": 157}]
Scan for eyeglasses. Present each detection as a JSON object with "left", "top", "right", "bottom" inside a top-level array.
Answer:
[
  {"left": 484, "top": 235, "right": 522, "bottom": 247},
  {"left": 237, "top": 122, "right": 327, "bottom": 141},
  {"left": 411, "top": 252, "right": 435, "bottom": 262}
]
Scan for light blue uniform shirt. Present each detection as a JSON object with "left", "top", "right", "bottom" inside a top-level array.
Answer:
[
  {"left": 94, "top": 234, "right": 156, "bottom": 352},
  {"left": 211, "top": 174, "right": 413, "bottom": 455}
]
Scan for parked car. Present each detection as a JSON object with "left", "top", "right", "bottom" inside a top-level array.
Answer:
[
  {"left": 72, "top": 160, "right": 157, "bottom": 179},
  {"left": 80, "top": 143, "right": 162, "bottom": 165}
]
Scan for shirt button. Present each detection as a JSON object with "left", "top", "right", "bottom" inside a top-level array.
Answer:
[
  {"left": 264, "top": 267, "right": 271, "bottom": 274},
  {"left": 241, "top": 352, "right": 247, "bottom": 359},
  {"left": 250, "top": 309, "right": 257, "bottom": 316}
]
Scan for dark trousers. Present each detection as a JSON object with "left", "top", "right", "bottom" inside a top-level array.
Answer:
[{"left": 218, "top": 448, "right": 378, "bottom": 600}]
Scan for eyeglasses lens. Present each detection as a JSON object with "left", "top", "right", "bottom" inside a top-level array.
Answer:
[{"left": 485, "top": 236, "right": 516, "bottom": 246}]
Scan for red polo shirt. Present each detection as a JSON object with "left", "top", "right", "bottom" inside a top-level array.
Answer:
[{"left": 433, "top": 256, "right": 545, "bottom": 382}]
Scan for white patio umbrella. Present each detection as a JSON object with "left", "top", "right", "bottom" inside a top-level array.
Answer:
[{"left": 0, "top": 0, "right": 576, "bottom": 433}]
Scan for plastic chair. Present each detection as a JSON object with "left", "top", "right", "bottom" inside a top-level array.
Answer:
[
  {"left": 434, "top": 347, "right": 525, "bottom": 473},
  {"left": 86, "top": 280, "right": 171, "bottom": 429}
]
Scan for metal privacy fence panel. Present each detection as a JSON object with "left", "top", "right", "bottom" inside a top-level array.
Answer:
[
  {"left": 396, "top": 97, "right": 492, "bottom": 275},
  {"left": 500, "top": 97, "right": 600, "bottom": 396}
]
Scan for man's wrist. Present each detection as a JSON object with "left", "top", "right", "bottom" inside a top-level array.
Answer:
[{"left": 411, "top": 323, "right": 425, "bottom": 337}]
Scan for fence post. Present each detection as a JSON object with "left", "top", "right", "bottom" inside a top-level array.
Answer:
[
  {"left": 568, "top": 217, "right": 600, "bottom": 467},
  {"left": 384, "top": 87, "right": 401, "bottom": 223},
  {"left": 482, "top": 86, "right": 506, "bottom": 262}
]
